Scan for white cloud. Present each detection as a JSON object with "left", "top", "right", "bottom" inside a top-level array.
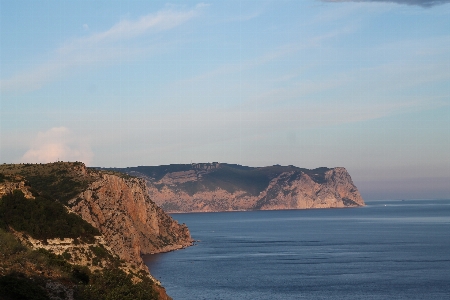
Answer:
[
  {"left": 0, "top": 5, "right": 204, "bottom": 93},
  {"left": 21, "top": 127, "right": 93, "bottom": 165}
]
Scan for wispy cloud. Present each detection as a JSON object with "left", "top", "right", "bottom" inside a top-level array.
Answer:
[
  {"left": 59, "top": 6, "right": 200, "bottom": 52},
  {"left": 21, "top": 127, "right": 93, "bottom": 165},
  {"left": 175, "top": 24, "right": 356, "bottom": 87},
  {"left": 155, "top": 32, "right": 449, "bottom": 143},
  {"left": 0, "top": 4, "right": 205, "bottom": 92},
  {"left": 114, "top": 97, "right": 447, "bottom": 159},
  {"left": 322, "top": 0, "right": 450, "bottom": 7}
]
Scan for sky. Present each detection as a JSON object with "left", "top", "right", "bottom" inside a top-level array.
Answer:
[{"left": 1, "top": 0, "right": 449, "bottom": 200}]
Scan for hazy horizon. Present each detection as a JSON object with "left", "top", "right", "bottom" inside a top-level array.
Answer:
[{"left": 1, "top": 0, "right": 449, "bottom": 200}]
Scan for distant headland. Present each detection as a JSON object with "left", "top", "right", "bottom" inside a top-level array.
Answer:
[{"left": 101, "top": 163, "right": 365, "bottom": 213}]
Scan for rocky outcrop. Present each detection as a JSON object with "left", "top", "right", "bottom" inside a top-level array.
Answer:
[
  {"left": 68, "top": 172, "right": 193, "bottom": 269},
  {"left": 0, "top": 162, "right": 185, "bottom": 299},
  {"left": 254, "top": 167, "right": 364, "bottom": 210},
  {"left": 110, "top": 164, "right": 364, "bottom": 213},
  {"left": 0, "top": 175, "right": 34, "bottom": 199}
]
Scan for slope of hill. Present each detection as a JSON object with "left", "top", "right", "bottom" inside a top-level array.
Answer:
[
  {"left": 102, "top": 163, "right": 365, "bottom": 212},
  {"left": 0, "top": 162, "right": 193, "bottom": 299}
]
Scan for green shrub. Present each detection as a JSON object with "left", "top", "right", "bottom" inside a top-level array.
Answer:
[
  {"left": 75, "top": 268, "right": 159, "bottom": 300},
  {"left": 89, "top": 245, "right": 110, "bottom": 259},
  {"left": 35, "top": 248, "right": 72, "bottom": 273},
  {"left": 0, "top": 190, "right": 99, "bottom": 240},
  {"left": 62, "top": 251, "right": 72, "bottom": 260},
  {"left": 0, "top": 228, "right": 27, "bottom": 255}
]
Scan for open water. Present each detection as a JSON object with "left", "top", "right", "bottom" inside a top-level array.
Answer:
[{"left": 144, "top": 200, "right": 450, "bottom": 299}]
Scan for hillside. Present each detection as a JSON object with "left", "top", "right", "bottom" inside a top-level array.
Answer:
[
  {"left": 102, "top": 163, "right": 365, "bottom": 212},
  {"left": 0, "top": 162, "right": 193, "bottom": 299}
]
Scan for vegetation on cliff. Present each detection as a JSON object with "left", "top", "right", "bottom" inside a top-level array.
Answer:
[
  {"left": 102, "top": 163, "right": 330, "bottom": 197},
  {"left": 0, "top": 228, "right": 162, "bottom": 300},
  {"left": 0, "top": 162, "right": 96, "bottom": 204},
  {"left": 0, "top": 173, "right": 6, "bottom": 183},
  {"left": 0, "top": 162, "right": 174, "bottom": 300},
  {"left": 0, "top": 190, "right": 99, "bottom": 240}
]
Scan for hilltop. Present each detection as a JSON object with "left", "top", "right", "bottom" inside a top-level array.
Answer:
[
  {"left": 101, "top": 163, "right": 365, "bottom": 213},
  {"left": 0, "top": 162, "right": 193, "bottom": 300}
]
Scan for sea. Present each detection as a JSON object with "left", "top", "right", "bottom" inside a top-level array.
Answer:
[{"left": 144, "top": 199, "right": 450, "bottom": 300}]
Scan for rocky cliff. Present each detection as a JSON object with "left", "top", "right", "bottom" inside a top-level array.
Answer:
[
  {"left": 104, "top": 163, "right": 365, "bottom": 213},
  {"left": 0, "top": 174, "right": 35, "bottom": 199},
  {"left": 253, "top": 167, "right": 364, "bottom": 210},
  {"left": 0, "top": 162, "right": 193, "bottom": 299},
  {"left": 68, "top": 171, "right": 193, "bottom": 268},
  {"left": 0, "top": 162, "right": 191, "bottom": 300}
]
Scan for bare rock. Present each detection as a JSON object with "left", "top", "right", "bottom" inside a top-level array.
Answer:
[
  {"left": 0, "top": 175, "right": 34, "bottom": 199},
  {"left": 118, "top": 164, "right": 365, "bottom": 212},
  {"left": 69, "top": 173, "right": 193, "bottom": 269}
]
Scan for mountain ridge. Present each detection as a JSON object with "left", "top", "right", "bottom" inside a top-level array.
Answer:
[{"left": 102, "top": 163, "right": 365, "bottom": 212}]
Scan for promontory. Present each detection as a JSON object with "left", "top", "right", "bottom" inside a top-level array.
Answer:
[
  {"left": 102, "top": 163, "right": 365, "bottom": 213},
  {"left": 0, "top": 162, "right": 193, "bottom": 299}
]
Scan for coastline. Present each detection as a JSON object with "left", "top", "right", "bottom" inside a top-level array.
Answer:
[{"left": 166, "top": 205, "right": 366, "bottom": 214}]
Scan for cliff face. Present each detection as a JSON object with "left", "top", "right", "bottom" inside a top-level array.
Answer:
[
  {"left": 68, "top": 172, "right": 193, "bottom": 267},
  {"left": 1, "top": 162, "right": 183, "bottom": 300},
  {"left": 0, "top": 162, "right": 193, "bottom": 273},
  {"left": 254, "top": 167, "right": 364, "bottom": 210},
  {"left": 105, "top": 164, "right": 365, "bottom": 213}
]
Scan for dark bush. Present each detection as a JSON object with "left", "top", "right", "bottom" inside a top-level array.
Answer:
[
  {"left": 75, "top": 268, "right": 159, "bottom": 300},
  {"left": 89, "top": 245, "right": 110, "bottom": 259},
  {"left": 35, "top": 248, "right": 72, "bottom": 273},
  {"left": 25, "top": 175, "right": 89, "bottom": 205},
  {"left": 0, "top": 228, "right": 27, "bottom": 255},
  {"left": 62, "top": 251, "right": 72, "bottom": 260},
  {"left": 72, "top": 265, "right": 91, "bottom": 284},
  {"left": 0, "top": 273, "right": 49, "bottom": 300},
  {"left": 0, "top": 190, "right": 99, "bottom": 240}
]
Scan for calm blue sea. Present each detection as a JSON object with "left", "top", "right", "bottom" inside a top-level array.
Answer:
[{"left": 144, "top": 200, "right": 450, "bottom": 300}]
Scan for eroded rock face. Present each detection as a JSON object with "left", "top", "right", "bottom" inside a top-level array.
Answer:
[
  {"left": 0, "top": 175, "right": 34, "bottom": 199},
  {"left": 0, "top": 162, "right": 184, "bottom": 299},
  {"left": 254, "top": 168, "right": 364, "bottom": 210},
  {"left": 68, "top": 173, "right": 193, "bottom": 268},
  {"left": 139, "top": 166, "right": 365, "bottom": 212}
]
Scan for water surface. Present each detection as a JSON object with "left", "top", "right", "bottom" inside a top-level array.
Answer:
[{"left": 144, "top": 200, "right": 450, "bottom": 299}]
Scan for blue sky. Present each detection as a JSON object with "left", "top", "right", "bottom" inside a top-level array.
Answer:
[{"left": 1, "top": 0, "right": 449, "bottom": 200}]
